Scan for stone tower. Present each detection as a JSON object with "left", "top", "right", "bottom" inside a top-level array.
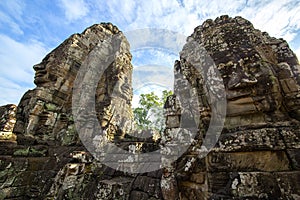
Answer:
[
  {"left": 0, "top": 23, "right": 137, "bottom": 199},
  {"left": 163, "top": 15, "right": 300, "bottom": 199},
  {"left": 13, "top": 23, "right": 133, "bottom": 146}
]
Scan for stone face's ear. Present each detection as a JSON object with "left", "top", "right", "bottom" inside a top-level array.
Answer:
[{"left": 276, "top": 62, "right": 300, "bottom": 121}]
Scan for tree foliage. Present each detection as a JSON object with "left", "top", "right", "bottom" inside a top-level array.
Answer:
[{"left": 133, "top": 90, "right": 173, "bottom": 133}]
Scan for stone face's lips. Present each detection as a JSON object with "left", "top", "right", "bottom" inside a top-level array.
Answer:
[
  {"left": 33, "top": 63, "right": 48, "bottom": 83},
  {"left": 34, "top": 70, "right": 47, "bottom": 78}
]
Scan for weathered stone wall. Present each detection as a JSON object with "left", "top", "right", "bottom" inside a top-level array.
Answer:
[
  {"left": 0, "top": 104, "right": 17, "bottom": 132},
  {"left": 0, "top": 104, "right": 17, "bottom": 142},
  {"left": 163, "top": 15, "right": 300, "bottom": 199}
]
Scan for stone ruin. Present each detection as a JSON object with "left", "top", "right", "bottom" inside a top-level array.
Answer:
[
  {"left": 162, "top": 15, "right": 300, "bottom": 199},
  {"left": 0, "top": 104, "right": 17, "bottom": 141},
  {"left": 0, "top": 15, "right": 299, "bottom": 199},
  {"left": 14, "top": 22, "right": 133, "bottom": 146}
]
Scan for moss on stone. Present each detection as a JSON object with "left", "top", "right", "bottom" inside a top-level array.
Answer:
[
  {"left": 61, "top": 125, "right": 77, "bottom": 146},
  {"left": 13, "top": 147, "right": 47, "bottom": 157},
  {"left": 13, "top": 147, "right": 30, "bottom": 156},
  {"left": 45, "top": 103, "right": 58, "bottom": 112},
  {"left": 29, "top": 147, "right": 47, "bottom": 157},
  {"left": 68, "top": 115, "right": 74, "bottom": 123}
]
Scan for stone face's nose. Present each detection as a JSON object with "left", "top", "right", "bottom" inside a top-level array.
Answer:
[
  {"left": 33, "top": 63, "right": 46, "bottom": 71},
  {"left": 227, "top": 71, "right": 257, "bottom": 89}
]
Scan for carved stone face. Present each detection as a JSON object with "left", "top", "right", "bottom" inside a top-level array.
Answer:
[
  {"left": 219, "top": 55, "right": 300, "bottom": 124},
  {"left": 114, "top": 71, "right": 132, "bottom": 101},
  {"left": 275, "top": 62, "right": 300, "bottom": 120},
  {"left": 121, "top": 76, "right": 132, "bottom": 99},
  {"left": 33, "top": 52, "right": 60, "bottom": 87},
  {"left": 33, "top": 62, "right": 49, "bottom": 85},
  {"left": 222, "top": 59, "right": 278, "bottom": 113},
  {"left": 33, "top": 52, "right": 77, "bottom": 88}
]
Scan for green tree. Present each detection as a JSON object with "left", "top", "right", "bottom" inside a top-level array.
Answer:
[{"left": 133, "top": 90, "right": 173, "bottom": 133}]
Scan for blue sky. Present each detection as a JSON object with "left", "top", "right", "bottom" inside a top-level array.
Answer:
[{"left": 0, "top": 0, "right": 300, "bottom": 106}]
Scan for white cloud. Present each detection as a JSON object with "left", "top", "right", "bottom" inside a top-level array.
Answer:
[
  {"left": 105, "top": 0, "right": 137, "bottom": 23},
  {"left": 59, "top": 0, "right": 89, "bottom": 21},
  {"left": 0, "top": 0, "right": 24, "bottom": 35},
  {"left": 0, "top": 11, "right": 23, "bottom": 35},
  {"left": 133, "top": 65, "right": 174, "bottom": 90},
  {"left": 1, "top": 0, "right": 24, "bottom": 17},
  {"left": 242, "top": 1, "right": 300, "bottom": 41},
  {"left": 100, "top": 0, "right": 300, "bottom": 45},
  {"left": 0, "top": 34, "right": 47, "bottom": 105},
  {"left": 189, "top": 0, "right": 300, "bottom": 43},
  {"left": 123, "top": 0, "right": 200, "bottom": 35},
  {"left": 132, "top": 49, "right": 177, "bottom": 68},
  {"left": 0, "top": 78, "right": 26, "bottom": 106}
]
